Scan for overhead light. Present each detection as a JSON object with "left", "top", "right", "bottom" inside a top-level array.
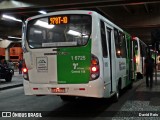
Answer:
[
  {"left": 2, "top": 14, "right": 22, "bottom": 22},
  {"left": 67, "top": 30, "right": 81, "bottom": 37},
  {"left": 82, "top": 34, "right": 88, "bottom": 38},
  {"left": 34, "top": 20, "right": 54, "bottom": 29},
  {"left": 34, "top": 30, "right": 42, "bottom": 34},
  {"left": 8, "top": 36, "right": 22, "bottom": 40},
  {"left": 39, "top": 10, "right": 47, "bottom": 14}
]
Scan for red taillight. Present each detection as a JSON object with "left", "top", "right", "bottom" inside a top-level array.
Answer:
[
  {"left": 134, "top": 56, "right": 138, "bottom": 63},
  {"left": 134, "top": 57, "right": 136, "bottom": 63},
  {"left": 22, "top": 60, "right": 29, "bottom": 81},
  {"left": 79, "top": 88, "right": 85, "bottom": 90},
  {"left": 23, "top": 67, "right": 29, "bottom": 81},
  {"left": 91, "top": 59, "right": 98, "bottom": 65},
  {"left": 132, "top": 36, "right": 137, "bottom": 41},
  {"left": 91, "top": 66, "right": 98, "bottom": 72},
  {"left": 23, "top": 68, "right": 27, "bottom": 73},
  {"left": 90, "top": 54, "right": 100, "bottom": 80},
  {"left": 33, "top": 88, "right": 38, "bottom": 90}
]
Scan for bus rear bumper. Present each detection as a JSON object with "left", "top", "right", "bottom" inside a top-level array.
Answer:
[{"left": 23, "top": 78, "right": 105, "bottom": 98}]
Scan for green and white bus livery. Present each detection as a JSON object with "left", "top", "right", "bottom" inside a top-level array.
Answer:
[
  {"left": 22, "top": 10, "right": 133, "bottom": 101},
  {"left": 132, "top": 37, "right": 148, "bottom": 79}
]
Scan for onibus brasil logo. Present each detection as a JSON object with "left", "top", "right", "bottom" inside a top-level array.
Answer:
[{"left": 1, "top": 112, "right": 42, "bottom": 118}]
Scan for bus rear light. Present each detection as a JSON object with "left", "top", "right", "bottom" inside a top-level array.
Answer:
[
  {"left": 132, "top": 36, "right": 137, "bottom": 41},
  {"left": 88, "top": 12, "right": 92, "bottom": 15},
  {"left": 22, "top": 61, "right": 29, "bottom": 81},
  {"left": 33, "top": 88, "right": 38, "bottom": 90},
  {"left": 79, "top": 88, "right": 85, "bottom": 90},
  {"left": 91, "top": 73, "right": 99, "bottom": 80},
  {"left": 22, "top": 68, "right": 28, "bottom": 73},
  {"left": 134, "top": 56, "right": 138, "bottom": 63},
  {"left": 136, "top": 57, "right": 138, "bottom": 63},
  {"left": 134, "top": 57, "right": 136, "bottom": 63},
  {"left": 91, "top": 66, "right": 99, "bottom": 72},
  {"left": 91, "top": 59, "right": 98, "bottom": 65},
  {"left": 22, "top": 68, "right": 29, "bottom": 81},
  {"left": 90, "top": 54, "right": 100, "bottom": 80},
  {"left": 23, "top": 73, "right": 29, "bottom": 81},
  {"left": 91, "top": 66, "right": 97, "bottom": 72}
]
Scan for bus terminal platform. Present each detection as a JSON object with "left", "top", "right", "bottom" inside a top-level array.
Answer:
[
  {"left": 137, "top": 73, "right": 160, "bottom": 92},
  {"left": 0, "top": 71, "right": 160, "bottom": 119}
]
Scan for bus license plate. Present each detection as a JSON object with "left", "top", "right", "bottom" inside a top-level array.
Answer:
[{"left": 51, "top": 88, "right": 66, "bottom": 93}]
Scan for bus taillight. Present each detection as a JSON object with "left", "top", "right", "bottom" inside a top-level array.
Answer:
[
  {"left": 23, "top": 68, "right": 27, "bottom": 73},
  {"left": 90, "top": 54, "right": 100, "bottom": 80},
  {"left": 91, "top": 66, "right": 98, "bottom": 72},
  {"left": 134, "top": 57, "right": 136, "bottom": 63},
  {"left": 132, "top": 36, "right": 137, "bottom": 41},
  {"left": 22, "top": 61, "right": 29, "bottom": 81},
  {"left": 134, "top": 56, "right": 138, "bottom": 63},
  {"left": 23, "top": 67, "right": 29, "bottom": 80}
]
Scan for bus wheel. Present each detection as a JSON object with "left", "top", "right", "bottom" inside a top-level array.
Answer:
[
  {"left": 60, "top": 96, "right": 76, "bottom": 102},
  {"left": 137, "top": 73, "right": 143, "bottom": 79},
  {"left": 128, "top": 82, "right": 133, "bottom": 89},
  {"left": 113, "top": 82, "right": 121, "bottom": 102}
]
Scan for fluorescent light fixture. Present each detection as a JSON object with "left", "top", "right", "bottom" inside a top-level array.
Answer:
[
  {"left": 82, "top": 34, "right": 88, "bottom": 38},
  {"left": 34, "top": 20, "right": 54, "bottom": 29},
  {"left": 34, "top": 30, "right": 42, "bottom": 34},
  {"left": 39, "top": 10, "right": 47, "bottom": 14},
  {"left": 8, "top": 36, "right": 22, "bottom": 39},
  {"left": 29, "top": 45, "right": 34, "bottom": 48},
  {"left": 67, "top": 30, "right": 81, "bottom": 37},
  {"left": 83, "top": 35, "right": 88, "bottom": 38},
  {"left": 2, "top": 14, "right": 22, "bottom": 22}
]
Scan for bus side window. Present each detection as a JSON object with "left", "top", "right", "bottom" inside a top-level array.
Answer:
[
  {"left": 134, "top": 40, "right": 138, "bottom": 56},
  {"left": 114, "top": 29, "right": 121, "bottom": 57},
  {"left": 48, "top": 32, "right": 53, "bottom": 41},
  {"left": 100, "top": 20, "right": 108, "bottom": 58},
  {"left": 119, "top": 32, "right": 127, "bottom": 58},
  {"left": 114, "top": 29, "right": 127, "bottom": 58}
]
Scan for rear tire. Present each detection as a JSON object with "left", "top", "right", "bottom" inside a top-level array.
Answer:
[
  {"left": 60, "top": 96, "right": 76, "bottom": 102},
  {"left": 113, "top": 82, "right": 121, "bottom": 102},
  {"left": 128, "top": 82, "right": 133, "bottom": 89},
  {"left": 137, "top": 72, "right": 143, "bottom": 79}
]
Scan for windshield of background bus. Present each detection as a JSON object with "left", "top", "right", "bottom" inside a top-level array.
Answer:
[{"left": 27, "top": 15, "right": 91, "bottom": 48}]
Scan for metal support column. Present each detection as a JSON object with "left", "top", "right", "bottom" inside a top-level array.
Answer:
[
  {"left": 155, "top": 43, "right": 157, "bottom": 85},
  {"left": 5, "top": 48, "right": 10, "bottom": 61}
]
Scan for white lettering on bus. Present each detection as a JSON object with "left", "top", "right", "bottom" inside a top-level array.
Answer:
[{"left": 71, "top": 56, "right": 86, "bottom": 61}]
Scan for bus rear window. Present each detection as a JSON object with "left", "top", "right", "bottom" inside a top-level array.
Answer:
[{"left": 27, "top": 15, "right": 91, "bottom": 48}]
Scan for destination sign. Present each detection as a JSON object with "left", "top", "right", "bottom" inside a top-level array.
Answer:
[{"left": 48, "top": 15, "right": 69, "bottom": 25}]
